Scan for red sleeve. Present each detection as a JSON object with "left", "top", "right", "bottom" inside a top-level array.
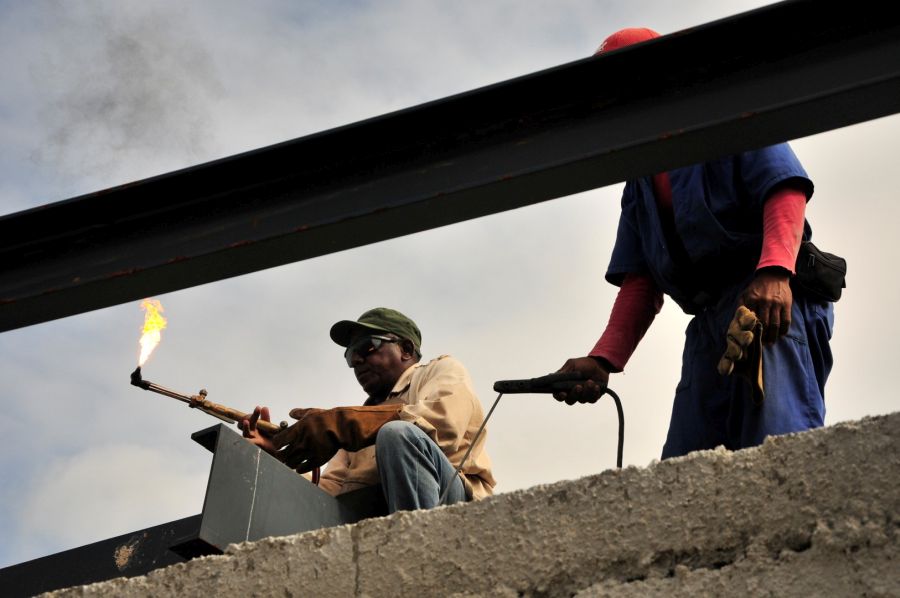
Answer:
[
  {"left": 756, "top": 187, "right": 807, "bottom": 274},
  {"left": 589, "top": 273, "right": 663, "bottom": 372}
]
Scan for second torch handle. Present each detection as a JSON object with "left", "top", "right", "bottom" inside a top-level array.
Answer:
[{"left": 194, "top": 397, "right": 284, "bottom": 437}]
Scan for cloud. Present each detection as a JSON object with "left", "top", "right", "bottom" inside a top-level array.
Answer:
[
  {"left": 9, "top": 444, "right": 207, "bottom": 566},
  {"left": 29, "top": 2, "right": 224, "bottom": 187}
]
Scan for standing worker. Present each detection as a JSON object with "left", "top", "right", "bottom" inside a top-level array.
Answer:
[
  {"left": 555, "top": 28, "right": 836, "bottom": 458},
  {"left": 242, "top": 307, "right": 495, "bottom": 512}
]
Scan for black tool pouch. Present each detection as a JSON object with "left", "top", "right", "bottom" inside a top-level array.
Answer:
[{"left": 793, "top": 240, "right": 847, "bottom": 302}]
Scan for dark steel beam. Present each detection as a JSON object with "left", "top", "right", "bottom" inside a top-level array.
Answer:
[
  {"left": 191, "top": 424, "right": 385, "bottom": 552},
  {"left": 2, "top": 0, "right": 899, "bottom": 331},
  {"left": 0, "top": 516, "right": 201, "bottom": 597}
]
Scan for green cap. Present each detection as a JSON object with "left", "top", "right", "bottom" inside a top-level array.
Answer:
[{"left": 330, "top": 307, "right": 422, "bottom": 355}]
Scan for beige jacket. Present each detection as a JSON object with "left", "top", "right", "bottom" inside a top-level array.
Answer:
[{"left": 317, "top": 355, "right": 495, "bottom": 500}]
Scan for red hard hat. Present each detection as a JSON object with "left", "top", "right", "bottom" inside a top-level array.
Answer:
[{"left": 595, "top": 27, "right": 661, "bottom": 55}]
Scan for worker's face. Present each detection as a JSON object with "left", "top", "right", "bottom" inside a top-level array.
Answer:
[{"left": 346, "top": 332, "right": 412, "bottom": 399}]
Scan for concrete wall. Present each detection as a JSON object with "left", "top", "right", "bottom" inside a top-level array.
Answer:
[{"left": 48, "top": 412, "right": 899, "bottom": 597}]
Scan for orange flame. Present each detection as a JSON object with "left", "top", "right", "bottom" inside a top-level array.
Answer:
[{"left": 138, "top": 299, "right": 167, "bottom": 366}]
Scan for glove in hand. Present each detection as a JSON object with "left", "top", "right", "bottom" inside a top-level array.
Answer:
[
  {"left": 272, "top": 404, "right": 403, "bottom": 474},
  {"left": 717, "top": 305, "right": 765, "bottom": 404}
]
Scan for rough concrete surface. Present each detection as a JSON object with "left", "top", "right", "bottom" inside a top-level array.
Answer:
[{"left": 47, "top": 413, "right": 899, "bottom": 597}]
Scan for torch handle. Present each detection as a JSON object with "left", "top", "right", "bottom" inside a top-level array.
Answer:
[{"left": 193, "top": 398, "right": 283, "bottom": 437}]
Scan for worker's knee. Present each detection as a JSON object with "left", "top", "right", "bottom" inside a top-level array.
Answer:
[
  {"left": 377, "top": 419, "right": 417, "bottom": 440},
  {"left": 375, "top": 420, "right": 424, "bottom": 455}
]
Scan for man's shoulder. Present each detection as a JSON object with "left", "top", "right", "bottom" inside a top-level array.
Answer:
[
  {"left": 411, "top": 354, "right": 474, "bottom": 383},
  {"left": 408, "top": 355, "right": 477, "bottom": 398},
  {"left": 418, "top": 354, "right": 466, "bottom": 372}
]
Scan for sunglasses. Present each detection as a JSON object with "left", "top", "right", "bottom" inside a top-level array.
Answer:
[{"left": 344, "top": 335, "right": 400, "bottom": 367}]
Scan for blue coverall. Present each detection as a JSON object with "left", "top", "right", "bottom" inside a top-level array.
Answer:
[{"left": 606, "top": 144, "right": 834, "bottom": 458}]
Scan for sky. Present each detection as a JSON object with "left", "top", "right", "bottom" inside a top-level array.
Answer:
[{"left": 1, "top": 0, "right": 897, "bottom": 568}]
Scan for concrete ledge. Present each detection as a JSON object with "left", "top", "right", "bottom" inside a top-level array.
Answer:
[{"left": 48, "top": 413, "right": 899, "bottom": 597}]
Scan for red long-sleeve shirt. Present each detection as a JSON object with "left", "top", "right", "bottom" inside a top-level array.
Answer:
[{"left": 589, "top": 174, "right": 806, "bottom": 372}]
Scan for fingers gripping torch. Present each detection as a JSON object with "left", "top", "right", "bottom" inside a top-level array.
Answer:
[{"left": 439, "top": 372, "right": 624, "bottom": 505}]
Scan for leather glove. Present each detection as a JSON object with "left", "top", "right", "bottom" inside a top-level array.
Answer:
[
  {"left": 272, "top": 404, "right": 403, "bottom": 474},
  {"left": 717, "top": 305, "right": 765, "bottom": 404}
]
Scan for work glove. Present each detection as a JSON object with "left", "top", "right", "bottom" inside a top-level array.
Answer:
[
  {"left": 272, "top": 404, "right": 403, "bottom": 474},
  {"left": 717, "top": 305, "right": 765, "bottom": 404}
]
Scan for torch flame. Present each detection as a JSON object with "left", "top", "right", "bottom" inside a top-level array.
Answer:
[{"left": 138, "top": 298, "right": 167, "bottom": 366}]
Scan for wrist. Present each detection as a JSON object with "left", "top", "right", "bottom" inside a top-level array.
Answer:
[
  {"left": 589, "top": 355, "right": 615, "bottom": 373},
  {"left": 755, "top": 265, "right": 791, "bottom": 279}
]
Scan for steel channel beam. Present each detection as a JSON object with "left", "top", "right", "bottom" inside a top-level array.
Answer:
[{"left": 2, "top": 0, "right": 899, "bottom": 331}]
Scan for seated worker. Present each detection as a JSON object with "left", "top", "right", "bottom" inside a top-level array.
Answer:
[{"left": 241, "top": 307, "right": 495, "bottom": 512}]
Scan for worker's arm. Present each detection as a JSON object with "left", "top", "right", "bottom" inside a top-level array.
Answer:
[
  {"left": 555, "top": 273, "right": 662, "bottom": 404},
  {"left": 741, "top": 185, "right": 807, "bottom": 344}
]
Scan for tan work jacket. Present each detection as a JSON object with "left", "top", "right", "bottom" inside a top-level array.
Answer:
[{"left": 318, "top": 355, "right": 495, "bottom": 500}]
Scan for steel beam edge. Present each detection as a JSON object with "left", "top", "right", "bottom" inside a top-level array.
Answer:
[{"left": 2, "top": 0, "right": 899, "bottom": 331}]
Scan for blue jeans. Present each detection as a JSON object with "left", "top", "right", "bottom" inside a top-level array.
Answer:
[{"left": 375, "top": 421, "right": 466, "bottom": 512}]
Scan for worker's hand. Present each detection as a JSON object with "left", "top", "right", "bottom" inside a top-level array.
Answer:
[
  {"left": 240, "top": 406, "right": 279, "bottom": 455},
  {"left": 553, "top": 356, "right": 610, "bottom": 405},
  {"left": 740, "top": 268, "right": 793, "bottom": 345},
  {"left": 272, "top": 404, "right": 403, "bottom": 474}
]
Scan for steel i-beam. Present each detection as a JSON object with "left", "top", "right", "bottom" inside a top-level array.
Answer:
[{"left": 2, "top": 1, "right": 899, "bottom": 331}]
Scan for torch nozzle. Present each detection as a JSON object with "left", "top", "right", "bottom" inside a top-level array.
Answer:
[{"left": 130, "top": 366, "right": 150, "bottom": 390}]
